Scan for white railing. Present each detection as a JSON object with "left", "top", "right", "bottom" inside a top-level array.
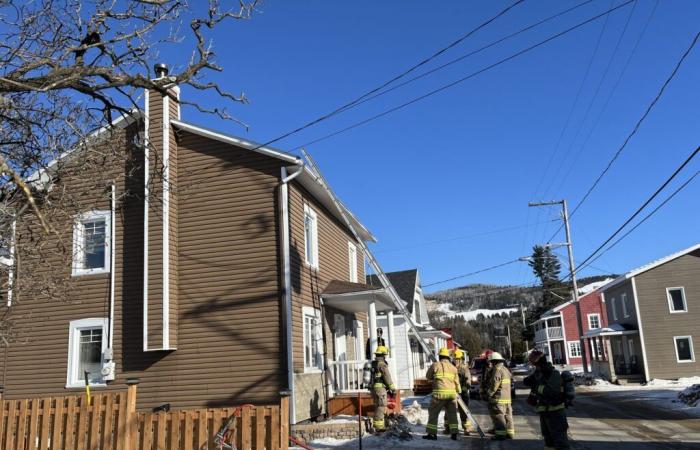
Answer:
[
  {"left": 329, "top": 359, "right": 369, "bottom": 394},
  {"left": 535, "top": 326, "right": 563, "bottom": 343}
]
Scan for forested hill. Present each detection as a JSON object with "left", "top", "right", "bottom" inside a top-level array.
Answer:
[{"left": 425, "top": 275, "right": 615, "bottom": 314}]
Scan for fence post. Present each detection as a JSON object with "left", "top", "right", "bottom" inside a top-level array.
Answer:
[
  {"left": 279, "top": 391, "right": 290, "bottom": 450},
  {"left": 125, "top": 378, "right": 139, "bottom": 450}
]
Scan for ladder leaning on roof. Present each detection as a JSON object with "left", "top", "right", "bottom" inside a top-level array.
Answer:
[{"left": 301, "top": 149, "right": 485, "bottom": 439}]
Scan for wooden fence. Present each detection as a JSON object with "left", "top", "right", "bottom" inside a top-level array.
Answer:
[{"left": 0, "top": 385, "right": 289, "bottom": 450}]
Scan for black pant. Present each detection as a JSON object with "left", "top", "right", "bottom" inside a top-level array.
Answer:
[{"left": 539, "top": 409, "right": 569, "bottom": 449}]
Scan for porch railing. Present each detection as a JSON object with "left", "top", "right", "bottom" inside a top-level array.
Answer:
[
  {"left": 535, "top": 326, "right": 563, "bottom": 342},
  {"left": 328, "top": 359, "right": 369, "bottom": 395}
]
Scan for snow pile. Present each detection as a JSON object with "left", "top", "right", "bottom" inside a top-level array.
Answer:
[
  {"left": 402, "top": 401, "right": 424, "bottom": 425},
  {"left": 447, "top": 308, "right": 517, "bottom": 321},
  {"left": 435, "top": 303, "right": 453, "bottom": 314},
  {"left": 573, "top": 372, "right": 609, "bottom": 387},
  {"left": 678, "top": 384, "right": 700, "bottom": 407},
  {"left": 645, "top": 376, "right": 700, "bottom": 388},
  {"left": 383, "top": 414, "right": 413, "bottom": 441}
]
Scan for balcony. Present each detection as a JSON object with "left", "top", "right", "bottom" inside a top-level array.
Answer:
[
  {"left": 328, "top": 359, "right": 369, "bottom": 394},
  {"left": 535, "top": 326, "right": 563, "bottom": 343}
]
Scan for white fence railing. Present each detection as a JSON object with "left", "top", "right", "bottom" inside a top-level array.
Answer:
[
  {"left": 535, "top": 326, "right": 563, "bottom": 342},
  {"left": 328, "top": 359, "right": 370, "bottom": 394}
]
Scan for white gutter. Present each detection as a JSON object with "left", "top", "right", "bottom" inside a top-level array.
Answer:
[
  {"left": 279, "top": 164, "right": 303, "bottom": 424},
  {"left": 109, "top": 182, "right": 116, "bottom": 352},
  {"left": 5, "top": 218, "right": 16, "bottom": 307},
  {"left": 162, "top": 93, "right": 171, "bottom": 350},
  {"left": 631, "top": 277, "right": 651, "bottom": 381}
]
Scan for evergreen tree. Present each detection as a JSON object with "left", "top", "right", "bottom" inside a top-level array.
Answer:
[{"left": 528, "top": 245, "right": 564, "bottom": 314}]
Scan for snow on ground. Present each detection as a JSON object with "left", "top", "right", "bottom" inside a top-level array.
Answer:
[
  {"left": 435, "top": 303, "right": 454, "bottom": 314},
  {"left": 446, "top": 307, "right": 517, "bottom": 321},
  {"left": 577, "top": 375, "right": 700, "bottom": 417}
]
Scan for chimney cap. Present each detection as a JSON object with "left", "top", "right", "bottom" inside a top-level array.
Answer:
[{"left": 154, "top": 63, "right": 169, "bottom": 79}]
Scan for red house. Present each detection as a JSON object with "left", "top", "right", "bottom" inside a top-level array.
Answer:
[{"left": 533, "top": 280, "right": 611, "bottom": 366}]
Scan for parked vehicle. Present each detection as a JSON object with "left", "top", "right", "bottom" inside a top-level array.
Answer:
[{"left": 468, "top": 350, "right": 516, "bottom": 399}]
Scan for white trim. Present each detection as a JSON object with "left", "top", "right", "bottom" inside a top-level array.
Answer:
[
  {"left": 143, "top": 89, "right": 150, "bottom": 351},
  {"left": 348, "top": 241, "right": 358, "bottom": 283},
  {"left": 170, "top": 119, "right": 301, "bottom": 164},
  {"left": 666, "top": 287, "right": 688, "bottom": 314},
  {"left": 162, "top": 94, "right": 171, "bottom": 349},
  {"left": 66, "top": 318, "right": 108, "bottom": 388},
  {"left": 602, "top": 243, "right": 700, "bottom": 291},
  {"left": 621, "top": 292, "right": 629, "bottom": 318},
  {"left": 587, "top": 313, "right": 601, "bottom": 330},
  {"left": 5, "top": 219, "right": 16, "bottom": 306},
  {"left": 567, "top": 340, "right": 582, "bottom": 359},
  {"left": 302, "top": 306, "right": 323, "bottom": 372},
  {"left": 673, "top": 336, "right": 695, "bottom": 363},
  {"left": 303, "top": 204, "right": 319, "bottom": 269},
  {"left": 71, "top": 210, "right": 111, "bottom": 276},
  {"left": 631, "top": 277, "right": 651, "bottom": 381},
  {"left": 108, "top": 185, "right": 116, "bottom": 351}
]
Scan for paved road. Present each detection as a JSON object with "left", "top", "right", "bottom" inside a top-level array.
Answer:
[{"left": 463, "top": 380, "right": 700, "bottom": 449}]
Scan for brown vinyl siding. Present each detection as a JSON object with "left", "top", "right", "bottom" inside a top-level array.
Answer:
[
  {"left": 288, "top": 182, "right": 366, "bottom": 373},
  {"left": 1, "top": 120, "right": 286, "bottom": 409},
  {"left": 634, "top": 250, "right": 700, "bottom": 379},
  {"left": 167, "top": 95, "right": 180, "bottom": 349}
]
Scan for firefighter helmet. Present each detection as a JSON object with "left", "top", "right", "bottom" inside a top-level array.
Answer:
[
  {"left": 374, "top": 346, "right": 389, "bottom": 356},
  {"left": 528, "top": 350, "right": 545, "bottom": 365},
  {"left": 488, "top": 352, "right": 505, "bottom": 361},
  {"left": 438, "top": 347, "right": 451, "bottom": 358},
  {"left": 454, "top": 349, "right": 465, "bottom": 360}
]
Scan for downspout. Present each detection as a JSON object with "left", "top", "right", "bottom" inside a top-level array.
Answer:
[
  {"left": 108, "top": 182, "right": 116, "bottom": 353},
  {"left": 279, "top": 163, "right": 303, "bottom": 424}
]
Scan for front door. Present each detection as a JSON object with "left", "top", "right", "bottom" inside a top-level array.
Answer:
[{"left": 334, "top": 314, "right": 347, "bottom": 361}]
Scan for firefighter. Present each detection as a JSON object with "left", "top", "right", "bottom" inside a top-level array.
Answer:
[
  {"left": 484, "top": 352, "right": 514, "bottom": 440},
  {"left": 371, "top": 345, "right": 395, "bottom": 433},
  {"left": 523, "top": 350, "right": 570, "bottom": 449},
  {"left": 454, "top": 349, "right": 474, "bottom": 435},
  {"left": 423, "top": 348, "right": 460, "bottom": 441}
]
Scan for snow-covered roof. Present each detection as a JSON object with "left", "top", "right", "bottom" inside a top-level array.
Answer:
[
  {"left": 578, "top": 278, "right": 614, "bottom": 295},
  {"left": 584, "top": 323, "right": 638, "bottom": 338},
  {"left": 602, "top": 243, "right": 700, "bottom": 291}
]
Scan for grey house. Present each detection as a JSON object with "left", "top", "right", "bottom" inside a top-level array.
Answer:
[{"left": 585, "top": 244, "right": 700, "bottom": 382}]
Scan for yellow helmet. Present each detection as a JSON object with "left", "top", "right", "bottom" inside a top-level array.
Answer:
[
  {"left": 488, "top": 352, "right": 505, "bottom": 361},
  {"left": 454, "top": 349, "right": 465, "bottom": 360},
  {"left": 438, "top": 347, "right": 451, "bottom": 358},
  {"left": 375, "top": 346, "right": 389, "bottom": 356}
]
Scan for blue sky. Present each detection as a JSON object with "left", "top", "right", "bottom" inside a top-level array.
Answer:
[{"left": 162, "top": 0, "right": 700, "bottom": 292}]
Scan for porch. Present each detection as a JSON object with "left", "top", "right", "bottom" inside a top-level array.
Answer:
[
  {"left": 533, "top": 315, "right": 567, "bottom": 365},
  {"left": 584, "top": 324, "right": 644, "bottom": 383}
]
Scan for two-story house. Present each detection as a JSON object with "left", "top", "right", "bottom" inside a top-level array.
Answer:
[
  {"left": 0, "top": 67, "right": 400, "bottom": 425},
  {"left": 533, "top": 280, "right": 611, "bottom": 367},
  {"left": 586, "top": 244, "right": 700, "bottom": 382}
]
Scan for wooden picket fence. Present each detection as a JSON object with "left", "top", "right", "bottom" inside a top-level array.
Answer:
[{"left": 0, "top": 385, "right": 289, "bottom": 450}]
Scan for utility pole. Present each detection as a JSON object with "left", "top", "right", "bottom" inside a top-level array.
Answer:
[
  {"left": 508, "top": 302, "right": 529, "bottom": 353},
  {"left": 507, "top": 324, "right": 513, "bottom": 359},
  {"left": 528, "top": 200, "right": 589, "bottom": 373}
]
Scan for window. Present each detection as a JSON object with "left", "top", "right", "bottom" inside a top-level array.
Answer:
[
  {"left": 67, "top": 318, "right": 107, "bottom": 387},
  {"left": 348, "top": 242, "right": 358, "bottom": 283},
  {"left": 302, "top": 307, "right": 323, "bottom": 371},
  {"left": 667, "top": 287, "right": 688, "bottom": 313},
  {"left": 611, "top": 297, "right": 618, "bottom": 321},
  {"left": 303, "top": 205, "right": 318, "bottom": 269},
  {"left": 673, "top": 336, "right": 695, "bottom": 363},
  {"left": 621, "top": 293, "right": 629, "bottom": 318},
  {"left": 596, "top": 340, "right": 605, "bottom": 358},
  {"left": 588, "top": 313, "right": 601, "bottom": 330},
  {"left": 72, "top": 211, "right": 111, "bottom": 276},
  {"left": 568, "top": 341, "right": 581, "bottom": 358}
]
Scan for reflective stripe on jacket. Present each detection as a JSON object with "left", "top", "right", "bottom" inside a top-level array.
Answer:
[
  {"left": 372, "top": 359, "right": 395, "bottom": 390},
  {"left": 531, "top": 364, "right": 566, "bottom": 412},
  {"left": 426, "top": 360, "right": 461, "bottom": 400},
  {"left": 486, "top": 363, "right": 512, "bottom": 405}
]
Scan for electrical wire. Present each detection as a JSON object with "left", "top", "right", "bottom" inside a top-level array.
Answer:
[
  {"left": 423, "top": 259, "right": 523, "bottom": 288},
  {"left": 294, "top": 0, "right": 635, "bottom": 151},
  {"left": 545, "top": 28, "right": 700, "bottom": 242},
  {"left": 243, "top": 0, "right": 526, "bottom": 153},
  {"left": 577, "top": 170, "right": 699, "bottom": 273},
  {"left": 575, "top": 145, "right": 700, "bottom": 271}
]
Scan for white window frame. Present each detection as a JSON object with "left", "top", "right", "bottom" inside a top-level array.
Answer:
[
  {"left": 302, "top": 306, "right": 323, "bottom": 372},
  {"left": 348, "top": 241, "right": 358, "bottom": 283},
  {"left": 72, "top": 210, "right": 111, "bottom": 276},
  {"left": 621, "top": 293, "right": 629, "bottom": 318},
  {"left": 673, "top": 336, "right": 695, "bottom": 363},
  {"left": 66, "top": 318, "right": 108, "bottom": 388},
  {"left": 303, "top": 205, "right": 319, "bottom": 269},
  {"left": 587, "top": 313, "right": 601, "bottom": 330},
  {"left": 611, "top": 297, "right": 618, "bottom": 321},
  {"left": 666, "top": 287, "right": 688, "bottom": 314},
  {"left": 567, "top": 341, "right": 581, "bottom": 359}
]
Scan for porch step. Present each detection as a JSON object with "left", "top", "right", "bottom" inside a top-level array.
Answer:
[{"left": 616, "top": 377, "right": 643, "bottom": 386}]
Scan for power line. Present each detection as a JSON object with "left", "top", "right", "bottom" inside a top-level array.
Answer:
[
  {"left": 245, "top": 0, "right": 525, "bottom": 153},
  {"left": 295, "top": 0, "right": 635, "bottom": 150},
  {"left": 545, "top": 28, "right": 700, "bottom": 242},
  {"left": 423, "top": 259, "right": 523, "bottom": 288},
  {"left": 576, "top": 145, "right": 700, "bottom": 271},
  {"left": 577, "top": 170, "right": 699, "bottom": 273}
]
